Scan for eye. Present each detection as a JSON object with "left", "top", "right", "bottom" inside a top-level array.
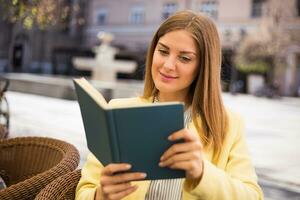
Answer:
[
  {"left": 158, "top": 49, "right": 169, "bottom": 56},
  {"left": 179, "top": 55, "right": 191, "bottom": 63}
]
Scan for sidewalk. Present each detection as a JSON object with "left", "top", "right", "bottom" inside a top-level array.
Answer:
[
  {"left": 223, "top": 94, "right": 300, "bottom": 198},
  {"left": 5, "top": 91, "right": 300, "bottom": 199}
]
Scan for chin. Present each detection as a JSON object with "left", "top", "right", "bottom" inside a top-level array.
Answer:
[{"left": 155, "top": 83, "right": 176, "bottom": 93}]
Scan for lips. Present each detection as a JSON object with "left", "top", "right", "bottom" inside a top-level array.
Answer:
[{"left": 159, "top": 72, "right": 178, "bottom": 79}]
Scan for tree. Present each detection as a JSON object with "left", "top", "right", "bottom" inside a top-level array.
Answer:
[
  {"left": 0, "top": 0, "right": 86, "bottom": 73},
  {"left": 0, "top": 0, "right": 85, "bottom": 30},
  {"left": 235, "top": 0, "right": 292, "bottom": 85}
]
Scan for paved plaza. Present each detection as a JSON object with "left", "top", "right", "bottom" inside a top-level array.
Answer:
[{"left": 4, "top": 89, "right": 300, "bottom": 200}]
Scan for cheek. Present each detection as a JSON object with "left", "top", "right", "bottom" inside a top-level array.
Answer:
[
  {"left": 184, "top": 65, "right": 199, "bottom": 82},
  {"left": 151, "top": 59, "right": 158, "bottom": 79},
  {"left": 192, "top": 67, "right": 199, "bottom": 79},
  {"left": 152, "top": 53, "right": 160, "bottom": 67},
  {"left": 151, "top": 54, "right": 162, "bottom": 74}
]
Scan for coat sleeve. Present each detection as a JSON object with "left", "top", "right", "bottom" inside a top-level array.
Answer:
[
  {"left": 183, "top": 114, "right": 264, "bottom": 200},
  {"left": 76, "top": 153, "right": 103, "bottom": 200}
]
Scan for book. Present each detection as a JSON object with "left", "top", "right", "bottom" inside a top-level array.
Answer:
[{"left": 73, "top": 78, "right": 185, "bottom": 180}]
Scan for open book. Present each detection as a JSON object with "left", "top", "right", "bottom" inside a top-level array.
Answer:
[{"left": 73, "top": 78, "right": 185, "bottom": 180}]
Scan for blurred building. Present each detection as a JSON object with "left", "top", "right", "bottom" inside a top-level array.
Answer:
[
  {"left": 85, "top": 0, "right": 262, "bottom": 50},
  {"left": 0, "top": 0, "right": 299, "bottom": 96},
  {"left": 0, "top": 0, "right": 89, "bottom": 75},
  {"left": 0, "top": 6, "right": 13, "bottom": 72},
  {"left": 83, "top": 0, "right": 300, "bottom": 95}
]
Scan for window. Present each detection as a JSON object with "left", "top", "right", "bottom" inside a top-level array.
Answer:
[
  {"left": 251, "top": 0, "right": 264, "bottom": 18},
  {"left": 130, "top": 5, "right": 145, "bottom": 24},
  {"left": 96, "top": 9, "right": 107, "bottom": 25},
  {"left": 162, "top": 3, "right": 177, "bottom": 20},
  {"left": 199, "top": 1, "right": 218, "bottom": 19}
]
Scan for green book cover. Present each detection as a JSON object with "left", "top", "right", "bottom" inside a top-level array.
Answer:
[{"left": 74, "top": 78, "right": 185, "bottom": 180}]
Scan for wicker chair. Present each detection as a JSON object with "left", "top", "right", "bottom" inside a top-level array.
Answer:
[
  {"left": 35, "top": 169, "right": 82, "bottom": 200},
  {"left": 0, "top": 137, "right": 80, "bottom": 200}
]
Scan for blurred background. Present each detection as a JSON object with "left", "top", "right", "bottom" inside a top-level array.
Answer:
[
  {"left": 0, "top": 0, "right": 299, "bottom": 199},
  {"left": 0, "top": 0, "right": 300, "bottom": 96}
]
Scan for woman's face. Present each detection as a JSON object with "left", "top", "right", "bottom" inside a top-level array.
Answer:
[{"left": 151, "top": 29, "right": 199, "bottom": 101}]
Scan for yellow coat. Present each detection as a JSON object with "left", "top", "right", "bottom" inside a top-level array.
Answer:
[{"left": 76, "top": 97, "right": 264, "bottom": 200}]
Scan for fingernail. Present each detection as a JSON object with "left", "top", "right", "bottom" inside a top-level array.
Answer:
[
  {"left": 160, "top": 156, "right": 164, "bottom": 161},
  {"left": 168, "top": 135, "right": 172, "bottom": 140},
  {"left": 159, "top": 162, "right": 164, "bottom": 167},
  {"left": 140, "top": 173, "right": 147, "bottom": 178},
  {"left": 125, "top": 164, "right": 131, "bottom": 169}
]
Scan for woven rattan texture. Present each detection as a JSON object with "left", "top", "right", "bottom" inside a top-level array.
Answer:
[
  {"left": 0, "top": 137, "right": 80, "bottom": 200},
  {"left": 35, "top": 169, "right": 81, "bottom": 200}
]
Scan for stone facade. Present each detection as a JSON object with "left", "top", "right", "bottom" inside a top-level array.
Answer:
[
  {"left": 0, "top": 0, "right": 88, "bottom": 74},
  {"left": 83, "top": 0, "right": 300, "bottom": 96},
  {"left": 0, "top": 0, "right": 299, "bottom": 95}
]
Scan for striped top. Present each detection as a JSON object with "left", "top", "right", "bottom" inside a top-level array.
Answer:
[{"left": 145, "top": 97, "right": 192, "bottom": 200}]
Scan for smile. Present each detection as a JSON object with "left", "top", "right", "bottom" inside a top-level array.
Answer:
[{"left": 159, "top": 72, "right": 178, "bottom": 79}]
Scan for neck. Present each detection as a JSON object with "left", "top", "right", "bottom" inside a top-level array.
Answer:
[{"left": 158, "top": 92, "right": 191, "bottom": 106}]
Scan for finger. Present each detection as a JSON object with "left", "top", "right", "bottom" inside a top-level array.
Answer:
[
  {"left": 102, "top": 163, "right": 131, "bottom": 176},
  {"left": 159, "top": 151, "right": 200, "bottom": 167},
  {"left": 101, "top": 172, "right": 147, "bottom": 185},
  {"left": 169, "top": 161, "right": 204, "bottom": 179},
  {"left": 168, "top": 160, "right": 195, "bottom": 171},
  {"left": 102, "top": 182, "right": 132, "bottom": 195},
  {"left": 107, "top": 185, "right": 138, "bottom": 200},
  {"left": 168, "top": 129, "right": 198, "bottom": 142},
  {"left": 161, "top": 141, "right": 202, "bottom": 161}
]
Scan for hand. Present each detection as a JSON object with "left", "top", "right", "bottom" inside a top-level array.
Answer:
[
  {"left": 95, "top": 163, "right": 147, "bottom": 200},
  {"left": 159, "top": 129, "right": 204, "bottom": 180}
]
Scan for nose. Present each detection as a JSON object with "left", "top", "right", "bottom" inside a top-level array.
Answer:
[{"left": 163, "top": 55, "right": 176, "bottom": 71}]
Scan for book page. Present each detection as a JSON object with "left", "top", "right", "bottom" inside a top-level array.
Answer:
[{"left": 74, "top": 78, "right": 109, "bottom": 109}]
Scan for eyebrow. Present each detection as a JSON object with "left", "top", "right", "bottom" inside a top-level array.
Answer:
[{"left": 157, "top": 42, "right": 197, "bottom": 56}]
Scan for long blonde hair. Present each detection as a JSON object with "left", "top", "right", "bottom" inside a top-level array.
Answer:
[{"left": 143, "top": 10, "right": 228, "bottom": 161}]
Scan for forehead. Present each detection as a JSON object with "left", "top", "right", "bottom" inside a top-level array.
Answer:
[{"left": 157, "top": 30, "right": 198, "bottom": 53}]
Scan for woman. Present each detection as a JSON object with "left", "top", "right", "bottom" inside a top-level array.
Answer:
[{"left": 76, "top": 10, "right": 263, "bottom": 200}]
